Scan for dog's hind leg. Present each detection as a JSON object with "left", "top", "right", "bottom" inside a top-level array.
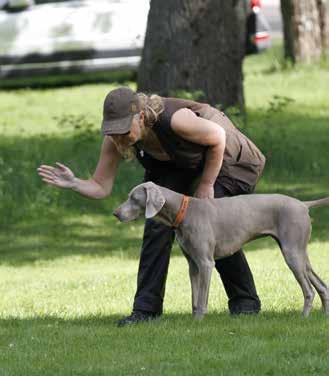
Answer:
[
  {"left": 306, "top": 258, "right": 329, "bottom": 314},
  {"left": 281, "top": 247, "right": 315, "bottom": 317}
]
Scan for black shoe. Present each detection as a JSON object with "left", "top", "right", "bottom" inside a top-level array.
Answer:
[{"left": 117, "top": 310, "right": 160, "bottom": 327}]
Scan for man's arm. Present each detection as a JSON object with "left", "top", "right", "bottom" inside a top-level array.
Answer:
[
  {"left": 77, "top": 136, "right": 121, "bottom": 199},
  {"left": 38, "top": 137, "right": 121, "bottom": 199},
  {"left": 171, "top": 108, "right": 226, "bottom": 198}
]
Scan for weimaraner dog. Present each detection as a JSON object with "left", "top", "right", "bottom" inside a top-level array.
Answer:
[{"left": 113, "top": 182, "right": 329, "bottom": 318}]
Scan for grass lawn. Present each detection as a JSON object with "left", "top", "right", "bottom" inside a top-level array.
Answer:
[{"left": 0, "top": 44, "right": 329, "bottom": 375}]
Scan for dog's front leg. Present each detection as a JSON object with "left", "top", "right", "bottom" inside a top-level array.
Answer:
[
  {"left": 181, "top": 251, "right": 199, "bottom": 314},
  {"left": 194, "top": 260, "right": 214, "bottom": 319},
  {"left": 187, "top": 257, "right": 199, "bottom": 314}
]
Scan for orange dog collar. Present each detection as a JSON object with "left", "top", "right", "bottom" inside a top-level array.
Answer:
[{"left": 172, "top": 195, "right": 190, "bottom": 228}]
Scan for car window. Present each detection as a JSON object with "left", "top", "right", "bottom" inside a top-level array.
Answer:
[{"left": 0, "top": 0, "right": 7, "bottom": 9}]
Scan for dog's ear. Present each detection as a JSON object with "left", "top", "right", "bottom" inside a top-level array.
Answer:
[{"left": 144, "top": 183, "right": 166, "bottom": 219}]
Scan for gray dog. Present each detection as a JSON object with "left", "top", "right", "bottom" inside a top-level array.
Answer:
[{"left": 113, "top": 182, "right": 329, "bottom": 318}]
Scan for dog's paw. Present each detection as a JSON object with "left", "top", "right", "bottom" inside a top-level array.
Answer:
[{"left": 193, "top": 312, "right": 205, "bottom": 320}]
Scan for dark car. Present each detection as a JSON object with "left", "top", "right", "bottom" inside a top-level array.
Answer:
[{"left": 246, "top": 0, "right": 271, "bottom": 54}]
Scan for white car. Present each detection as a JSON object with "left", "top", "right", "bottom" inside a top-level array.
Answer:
[
  {"left": 0, "top": 0, "right": 150, "bottom": 79},
  {"left": 0, "top": 0, "right": 270, "bottom": 81}
]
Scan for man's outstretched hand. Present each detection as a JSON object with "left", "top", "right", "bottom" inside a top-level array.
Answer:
[{"left": 37, "top": 162, "right": 76, "bottom": 189}]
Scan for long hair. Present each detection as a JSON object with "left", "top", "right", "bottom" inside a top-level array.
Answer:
[
  {"left": 137, "top": 92, "right": 164, "bottom": 127},
  {"left": 111, "top": 137, "right": 136, "bottom": 160}
]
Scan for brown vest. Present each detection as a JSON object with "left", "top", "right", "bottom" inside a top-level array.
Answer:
[{"left": 135, "top": 97, "right": 266, "bottom": 186}]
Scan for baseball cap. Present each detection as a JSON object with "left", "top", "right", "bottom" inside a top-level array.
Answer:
[{"left": 101, "top": 87, "right": 140, "bottom": 135}]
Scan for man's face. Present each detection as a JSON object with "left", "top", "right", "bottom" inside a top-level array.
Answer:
[{"left": 110, "top": 112, "right": 145, "bottom": 148}]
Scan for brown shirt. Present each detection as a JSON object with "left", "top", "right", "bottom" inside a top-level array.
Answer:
[{"left": 135, "top": 97, "right": 266, "bottom": 187}]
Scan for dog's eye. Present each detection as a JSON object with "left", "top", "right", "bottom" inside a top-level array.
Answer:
[{"left": 129, "top": 196, "right": 137, "bottom": 203}]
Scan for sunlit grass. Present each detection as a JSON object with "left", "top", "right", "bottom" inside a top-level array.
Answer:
[{"left": 0, "top": 43, "right": 329, "bottom": 375}]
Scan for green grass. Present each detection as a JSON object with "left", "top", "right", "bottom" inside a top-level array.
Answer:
[{"left": 0, "top": 43, "right": 329, "bottom": 375}]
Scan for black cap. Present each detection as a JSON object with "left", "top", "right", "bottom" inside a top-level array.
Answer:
[{"left": 101, "top": 87, "right": 140, "bottom": 135}]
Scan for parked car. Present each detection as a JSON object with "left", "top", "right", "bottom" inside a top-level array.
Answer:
[
  {"left": 246, "top": 0, "right": 271, "bottom": 54},
  {"left": 0, "top": 0, "right": 270, "bottom": 80},
  {"left": 0, "top": 0, "right": 150, "bottom": 79}
]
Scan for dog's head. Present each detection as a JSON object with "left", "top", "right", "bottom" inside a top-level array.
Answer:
[{"left": 113, "top": 182, "right": 166, "bottom": 222}]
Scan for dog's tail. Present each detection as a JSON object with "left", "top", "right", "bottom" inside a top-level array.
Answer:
[{"left": 304, "top": 197, "right": 329, "bottom": 209}]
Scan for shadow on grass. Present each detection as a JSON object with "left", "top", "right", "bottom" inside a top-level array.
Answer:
[
  {"left": 0, "top": 215, "right": 145, "bottom": 265},
  {"left": 0, "top": 70, "right": 136, "bottom": 90},
  {"left": 0, "top": 309, "right": 327, "bottom": 327},
  {"left": 0, "top": 186, "right": 329, "bottom": 266},
  {"left": 1, "top": 110, "right": 329, "bottom": 265}
]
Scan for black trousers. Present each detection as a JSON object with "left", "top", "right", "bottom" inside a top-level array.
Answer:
[{"left": 133, "top": 167, "right": 261, "bottom": 314}]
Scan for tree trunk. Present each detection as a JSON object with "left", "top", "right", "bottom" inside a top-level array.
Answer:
[
  {"left": 317, "top": 0, "right": 329, "bottom": 54},
  {"left": 281, "top": 0, "right": 327, "bottom": 63},
  {"left": 138, "top": 0, "right": 248, "bottom": 110}
]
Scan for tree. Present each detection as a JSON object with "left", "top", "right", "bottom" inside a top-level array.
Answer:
[
  {"left": 281, "top": 0, "right": 329, "bottom": 63},
  {"left": 138, "top": 0, "right": 248, "bottom": 110},
  {"left": 317, "top": 0, "right": 329, "bottom": 54}
]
